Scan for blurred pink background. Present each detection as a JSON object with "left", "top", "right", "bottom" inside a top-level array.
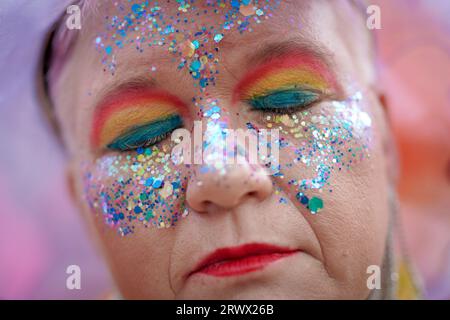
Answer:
[
  {"left": 373, "top": 0, "right": 450, "bottom": 299},
  {"left": 0, "top": 0, "right": 449, "bottom": 299}
]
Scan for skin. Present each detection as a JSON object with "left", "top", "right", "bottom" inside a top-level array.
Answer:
[{"left": 50, "top": 0, "right": 395, "bottom": 299}]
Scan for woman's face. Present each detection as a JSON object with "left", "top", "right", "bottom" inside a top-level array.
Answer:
[{"left": 51, "top": 0, "right": 392, "bottom": 299}]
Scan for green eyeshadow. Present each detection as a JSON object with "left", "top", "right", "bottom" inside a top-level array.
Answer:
[
  {"left": 248, "top": 89, "right": 319, "bottom": 110},
  {"left": 107, "top": 114, "right": 182, "bottom": 151}
]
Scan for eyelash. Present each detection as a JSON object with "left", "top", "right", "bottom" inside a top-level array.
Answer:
[
  {"left": 120, "top": 132, "right": 171, "bottom": 149},
  {"left": 259, "top": 105, "right": 302, "bottom": 115}
]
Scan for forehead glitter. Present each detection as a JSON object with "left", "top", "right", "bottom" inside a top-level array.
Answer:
[{"left": 96, "top": 0, "right": 280, "bottom": 84}]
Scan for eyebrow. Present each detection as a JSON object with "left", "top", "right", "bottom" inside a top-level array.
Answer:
[
  {"left": 92, "top": 48, "right": 192, "bottom": 108},
  {"left": 242, "top": 37, "right": 336, "bottom": 70},
  {"left": 93, "top": 75, "right": 158, "bottom": 110}
]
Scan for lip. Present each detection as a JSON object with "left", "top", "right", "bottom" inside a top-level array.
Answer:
[{"left": 189, "top": 243, "right": 300, "bottom": 277}]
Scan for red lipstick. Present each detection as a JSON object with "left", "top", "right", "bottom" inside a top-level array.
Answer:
[{"left": 190, "top": 243, "right": 299, "bottom": 277}]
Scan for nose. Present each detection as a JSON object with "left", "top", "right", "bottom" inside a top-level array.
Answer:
[{"left": 186, "top": 161, "right": 273, "bottom": 212}]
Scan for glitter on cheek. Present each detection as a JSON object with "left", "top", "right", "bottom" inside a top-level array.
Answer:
[
  {"left": 263, "top": 92, "right": 373, "bottom": 215},
  {"left": 82, "top": 143, "right": 189, "bottom": 236}
]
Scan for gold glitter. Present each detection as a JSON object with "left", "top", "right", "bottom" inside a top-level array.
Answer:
[
  {"left": 160, "top": 183, "right": 173, "bottom": 198},
  {"left": 280, "top": 114, "right": 294, "bottom": 127}
]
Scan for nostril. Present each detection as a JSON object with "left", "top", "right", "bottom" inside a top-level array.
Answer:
[
  {"left": 199, "top": 200, "right": 213, "bottom": 212},
  {"left": 203, "top": 200, "right": 212, "bottom": 207},
  {"left": 248, "top": 191, "right": 257, "bottom": 197}
]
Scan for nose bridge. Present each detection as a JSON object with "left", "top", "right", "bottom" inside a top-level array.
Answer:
[
  {"left": 194, "top": 95, "right": 242, "bottom": 164},
  {"left": 184, "top": 94, "right": 273, "bottom": 212}
]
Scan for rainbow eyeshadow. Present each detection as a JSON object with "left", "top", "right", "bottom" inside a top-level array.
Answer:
[
  {"left": 91, "top": 90, "right": 187, "bottom": 150},
  {"left": 107, "top": 114, "right": 182, "bottom": 151},
  {"left": 234, "top": 53, "right": 337, "bottom": 108}
]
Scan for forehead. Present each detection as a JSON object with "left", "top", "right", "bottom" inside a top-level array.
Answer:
[
  {"left": 71, "top": 0, "right": 366, "bottom": 80},
  {"left": 54, "top": 0, "right": 372, "bottom": 107},
  {"left": 81, "top": 0, "right": 362, "bottom": 44}
]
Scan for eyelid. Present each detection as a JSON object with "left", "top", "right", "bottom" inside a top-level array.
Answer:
[
  {"left": 91, "top": 90, "right": 188, "bottom": 150},
  {"left": 234, "top": 53, "right": 338, "bottom": 103},
  {"left": 248, "top": 88, "right": 320, "bottom": 109},
  {"left": 247, "top": 88, "right": 322, "bottom": 115},
  {"left": 106, "top": 114, "right": 183, "bottom": 151}
]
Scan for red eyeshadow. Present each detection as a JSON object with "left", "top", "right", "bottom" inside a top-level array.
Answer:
[
  {"left": 91, "top": 89, "right": 187, "bottom": 149},
  {"left": 233, "top": 52, "right": 337, "bottom": 102}
]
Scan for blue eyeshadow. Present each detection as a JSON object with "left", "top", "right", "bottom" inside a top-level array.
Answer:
[
  {"left": 248, "top": 89, "right": 319, "bottom": 110},
  {"left": 107, "top": 114, "right": 182, "bottom": 151}
]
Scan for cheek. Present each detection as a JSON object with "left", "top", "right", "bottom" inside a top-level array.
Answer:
[
  {"left": 80, "top": 142, "right": 189, "bottom": 236},
  {"left": 248, "top": 91, "right": 388, "bottom": 280},
  {"left": 246, "top": 92, "right": 374, "bottom": 215}
]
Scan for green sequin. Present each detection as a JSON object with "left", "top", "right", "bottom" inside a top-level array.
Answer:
[{"left": 308, "top": 197, "right": 324, "bottom": 214}]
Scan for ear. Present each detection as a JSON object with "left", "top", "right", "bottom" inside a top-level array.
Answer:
[{"left": 377, "top": 92, "right": 400, "bottom": 187}]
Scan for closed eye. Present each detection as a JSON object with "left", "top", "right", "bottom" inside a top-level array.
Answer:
[
  {"left": 247, "top": 88, "right": 320, "bottom": 114},
  {"left": 107, "top": 114, "right": 183, "bottom": 151}
]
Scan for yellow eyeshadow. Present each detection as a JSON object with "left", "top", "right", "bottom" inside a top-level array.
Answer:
[
  {"left": 242, "top": 69, "right": 329, "bottom": 99},
  {"left": 99, "top": 103, "right": 178, "bottom": 147}
]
